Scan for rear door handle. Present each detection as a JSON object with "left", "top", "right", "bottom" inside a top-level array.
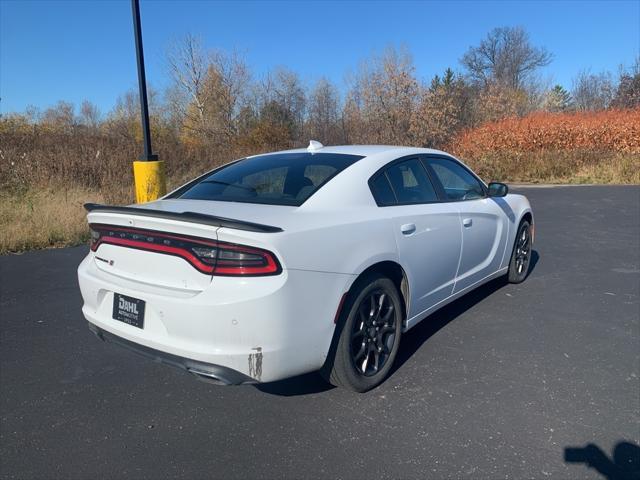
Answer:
[
  {"left": 401, "top": 223, "right": 416, "bottom": 235},
  {"left": 463, "top": 218, "right": 473, "bottom": 227}
]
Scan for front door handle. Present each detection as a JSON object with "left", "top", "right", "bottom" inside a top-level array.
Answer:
[
  {"left": 463, "top": 218, "right": 473, "bottom": 227},
  {"left": 401, "top": 223, "right": 416, "bottom": 235}
]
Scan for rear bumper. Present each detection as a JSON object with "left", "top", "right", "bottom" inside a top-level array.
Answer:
[
  {"left": 78, "top": 252, "right": 354, "bottom": 383},
  {"left": 88, "top": 323, "right": 255, "bottom": 385}
]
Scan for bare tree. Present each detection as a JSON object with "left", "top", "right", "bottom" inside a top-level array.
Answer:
[
  {"left": 612, "top": 56, "right": 640, "bottom": 108},
  {"left": 22, "top": 105, "right": 41, "bottom": 123},
  {"left": 103, "top": 87, "right": 163, "bottom": 141},
  {"left": 231, "top": 68, "right": 307, "bottom": 151},
  {"left": 345, "top": 46, "right": 419, "bottom": 144},
  {"left": 209, "top": 49, "right": 250, "bottom": 138},
  {"left": 41, "top": 101, "right": 76, "bottom": 129},
  {"left": 461, "top": 26, "right": 552, "bottom": 90},
  {"left": 166, "top": 35, "right": 207, "bottom": 129},
  {"left": 306, "top": 78, "right": 343, "bottom": 144},
  {"left": 572, "top": 69, "right": 615, "bottom": 111},
  {"left": 258, "top": 67, "right": 306, "bottom": 143},
  {"left": 167, "top": 34, "right": 249, "bottom": 146},
  {"left": 80, "top": 100, "right": 100, "bottom": 128}
]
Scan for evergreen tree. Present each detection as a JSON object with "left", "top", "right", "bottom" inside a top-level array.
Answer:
[{"left": 544, "top": 85, "right": 572, "bottom": 112}]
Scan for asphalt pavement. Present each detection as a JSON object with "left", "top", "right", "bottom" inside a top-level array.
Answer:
[{"left": 1, "top": 185, "right": 639, "bottom": 479}]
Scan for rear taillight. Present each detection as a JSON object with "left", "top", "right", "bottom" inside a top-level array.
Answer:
[
  {"left": 89, "top": 224, "right": 281, "bottom": 276},
  {"left": 90, "top": 228, "right": 101, "bottom": 250}
]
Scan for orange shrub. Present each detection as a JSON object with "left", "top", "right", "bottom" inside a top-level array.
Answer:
[{"left": 450, "top": 109, "right": 640, "bottom": 158}]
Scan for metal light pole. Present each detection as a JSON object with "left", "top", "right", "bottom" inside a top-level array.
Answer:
[{"left": 131, "top": 0, "right": 166, "bottom": 203}]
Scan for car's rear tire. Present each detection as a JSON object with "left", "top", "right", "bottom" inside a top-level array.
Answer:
[
  {"left": 508, "top": 220, "right": 532, "bottom": 284},
  {"left": 323, "top": 273, "right": 403, "bottom": 392}
]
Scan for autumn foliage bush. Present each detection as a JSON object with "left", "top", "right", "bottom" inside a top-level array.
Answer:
[
  {"left": 449, "top": 109, "right": 640, "bottom": 183},
  {"left": 451, "top": 108, "right": 640, "bottom": 156}
]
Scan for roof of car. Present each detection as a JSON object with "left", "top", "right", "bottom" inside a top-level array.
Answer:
[{"left": 250, "top": 145, "right": 453, "bottom": 158}]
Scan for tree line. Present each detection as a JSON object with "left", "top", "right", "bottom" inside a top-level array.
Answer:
[{"left": 3, "top": 26, "right": 639, "bottom": 155}]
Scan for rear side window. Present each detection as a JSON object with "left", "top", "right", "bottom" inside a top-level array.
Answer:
[
  {"left": 174, "top": 152, "right": 363, "bottom": 206},
  {"left": 369, "top": 174, "right": 396, "bottom": 206},
  {"left": 384, "top": 158, "right": 438, "bottom": 204}
]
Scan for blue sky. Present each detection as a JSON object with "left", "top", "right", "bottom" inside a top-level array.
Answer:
[{"left": 1, "top": 0, "right": 639, "bottom": 115}]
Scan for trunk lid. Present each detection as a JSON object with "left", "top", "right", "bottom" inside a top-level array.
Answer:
[
  {"left": 87, "top": 208, "right": 220, "bottom": 292},
  {"left": 86, "top": 199, "right": 288, "bottom": 291}
]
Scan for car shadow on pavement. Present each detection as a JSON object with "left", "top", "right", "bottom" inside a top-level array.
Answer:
[
  {"left": 564, "top": 441, "right": 640, "bottom": 480},
  {"left": 389, "top": 275, "right": 508, "bottom": 377},
  {"left": 390, "top": 249, "right": 539, "bottom": 378},
  {"left": 257, "top": 250, "right": 539, "bottom": 396},
  {"left": 255, "top": 371, "right": 335, "bottom": 396}
]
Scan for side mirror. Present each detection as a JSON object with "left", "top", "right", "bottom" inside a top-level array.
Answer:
[{"left": 488, "top": 182, "right": 508, "bottom": 197}]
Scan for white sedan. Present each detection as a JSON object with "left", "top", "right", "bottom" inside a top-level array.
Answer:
[{"left": 78, "top": 143, "right": 533, "bottom": 392}]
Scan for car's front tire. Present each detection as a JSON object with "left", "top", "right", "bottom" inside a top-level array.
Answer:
[
  {"left": 323, "top": 273, "right": 403, "bottom": 392},
  {"left": 508, "top": 220, "right": 532, "bottom": 283}
]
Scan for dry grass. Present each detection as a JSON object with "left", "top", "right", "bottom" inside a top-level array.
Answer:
[
  {"left": 2, "top": 151, "right": 637, "bottom": 255},
  {"left": 0, "top": 185, "right": 124, "bottom": 254},
  {"left": 1, "top": 109, "right": 639, "bottom": 254},
  {"left": 463, "top": 150, "right": 640, "bottom": 184},
  {"left": 0, "top": 125, "right": 229, "bottom": 254},
  {"left": 0, "top": 177, "right": 212, "bottom": 254}
]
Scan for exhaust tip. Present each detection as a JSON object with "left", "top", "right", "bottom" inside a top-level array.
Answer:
[
  {"left": 188, "top": 368, "right": 232, "bottom": 386},
  {"left": 87, "top": 322, "right": 105, "bottom": 341}
]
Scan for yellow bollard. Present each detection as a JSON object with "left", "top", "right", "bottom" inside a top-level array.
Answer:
[{"left": 133, "top": 160, "right": 167, "bottom": 203}]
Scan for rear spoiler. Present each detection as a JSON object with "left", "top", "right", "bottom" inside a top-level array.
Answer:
[{"left": 84, "top": 203, "right": 283, "bottom": 233}]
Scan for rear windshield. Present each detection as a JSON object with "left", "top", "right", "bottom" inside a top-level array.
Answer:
[{"left": 172, "top": 152, "right": 364, "bottom": 206}]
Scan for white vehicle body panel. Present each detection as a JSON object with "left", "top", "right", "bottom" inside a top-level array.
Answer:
[
  {"left": 78, "top": 145, "right": 533, "bottom": 383},
  {"left": 390, "top": 203, "right": 462, "bottom": 316},
  {"left": 454, "top": 197, "right": 508, "bottom": 293}
]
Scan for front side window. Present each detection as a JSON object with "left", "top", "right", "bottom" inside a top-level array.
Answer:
[
  {"left": 174, "top": 152, "right": 363, "bottom": 206},
  {"left": 428, "top": 158, "right": 485, "bottom": 201},
  {"left": 383, "top": 158, "right": 439, "bottom": 204}
]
